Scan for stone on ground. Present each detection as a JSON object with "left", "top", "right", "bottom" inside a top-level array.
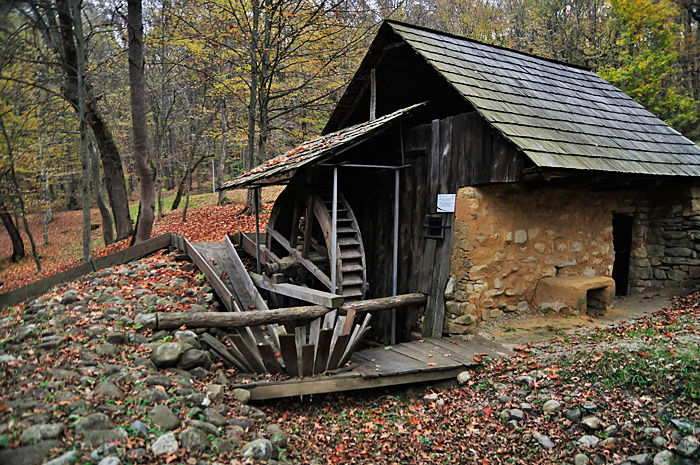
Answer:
[
  {"left": 653, "top": 450, "right": 674, "bottom": 465},
  {"left": 151, "top": 433, "right": 179, "bottom": 456},
  {"left": 180, "top": 427, "right": 209, "bottom": 453},
  {"left": 148, "top": 405, "right": 181, "bottom": 431},
  {"left": 43, "top": 450, "right": 78, "bottom": 465},
  {"left": 241, "top": 438, "right": 273, "bottom": 461},
  {"left": 20, "top": 423, "right": 64, "bottom": 444},
  {"left": 151, "top": 342, "right": 184, "bottom": 368},
  {"left": 233, "top": 388, "right": 250, "bottom": 404}
]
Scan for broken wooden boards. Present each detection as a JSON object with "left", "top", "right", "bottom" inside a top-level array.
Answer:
[{"left": 172, "top": 234, "right": 372, "bottom": 378}]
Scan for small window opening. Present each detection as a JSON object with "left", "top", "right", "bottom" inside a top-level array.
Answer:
[{"left": 424, "top": 214, "right": 446, "bottom": 239}]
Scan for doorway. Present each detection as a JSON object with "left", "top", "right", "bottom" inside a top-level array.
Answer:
[{"left": 612, "top": 213, "right": 633, "bottom": 295}]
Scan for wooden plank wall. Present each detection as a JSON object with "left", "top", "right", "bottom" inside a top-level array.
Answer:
[{"left": 345, "top": 111, "right": 524, "bottom": 341}]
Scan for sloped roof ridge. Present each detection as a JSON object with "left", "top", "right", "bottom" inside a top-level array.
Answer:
[{"left": 383, "top": 19, "right": 593, "bottom": 73}]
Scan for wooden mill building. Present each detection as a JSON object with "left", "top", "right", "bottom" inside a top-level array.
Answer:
[{"left": 223, "top": 21, "right": 700, "bottom": 342}]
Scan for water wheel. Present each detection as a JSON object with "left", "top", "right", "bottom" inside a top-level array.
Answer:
[{"left": 266, "top": 185, "right": 367, "bottom": 301}]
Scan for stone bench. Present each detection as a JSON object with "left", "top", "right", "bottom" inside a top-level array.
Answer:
[{"left": 533, "top": 276, "right": 615, "bottom": 316}]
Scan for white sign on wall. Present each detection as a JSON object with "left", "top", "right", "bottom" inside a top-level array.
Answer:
[{"left": 437, "top": 194, "right": 456, "bottom": 213}]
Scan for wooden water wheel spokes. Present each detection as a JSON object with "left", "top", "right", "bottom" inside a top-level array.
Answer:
[{"left": 266, "top": 185, "right": 367, "bottom": 301}]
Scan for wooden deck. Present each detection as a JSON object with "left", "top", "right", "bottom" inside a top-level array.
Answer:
[{"left": 230, "top": 335, "right": 510, "bottom": 400}]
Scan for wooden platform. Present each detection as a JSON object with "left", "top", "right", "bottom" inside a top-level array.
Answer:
[{"left": 230, "top": 335, "right": 510, "bottom": 400}]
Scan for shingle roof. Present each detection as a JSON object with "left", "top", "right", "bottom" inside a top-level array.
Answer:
[
  {"left": 387, "top": 21, "right": 700, "bottom": 176},
  {"left": 220, "top": 103, "right": 422, "bottom": 190}
]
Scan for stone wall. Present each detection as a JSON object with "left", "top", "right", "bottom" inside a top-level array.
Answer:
[
  {"left": 443, "top": 183, "right": 700, "bottom": 334},
  {"left": 627, "top": 187, "right": 700, "bottom": 293}
]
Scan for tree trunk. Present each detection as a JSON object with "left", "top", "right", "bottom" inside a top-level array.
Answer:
[
  {"left": 71, "top": 0, "right": 91, "bottom": 263},
  {"left": 137, "top": 293, "right": 427, "bottom": 330},
  {"left": 217, "top": 100, "right": 229, "bottom": 205},
  {"left": 128, "top": 0, "right": 155, "bottom": 244},
  {"left": 182, "top": 168, "right": 192, "bottom": 222},
  {"left": 89, "top": 136, "right": 114, "bottom": 245},
  {"left": 54, "top": 0, "right": 132, "bottom": 241},
  {"left": 0, "top": 202, "right": 25, "bottom": 262}
]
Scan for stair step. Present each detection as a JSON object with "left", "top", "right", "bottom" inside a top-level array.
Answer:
[
  {"left": 338, "top": 238, "right": 359, "bottom": 246},
  {"left": 337, "top": 227, "right": 357, "bottom": 234},
  {"left": 342, "top": 286, "right": 363, "bottom": 298},
  {"left": 341, "top": 250, "right": 363, "bottom": 259},
  {"left": 342, "top": 275, "right": 365, "bottom": 286},
  {"left": 342, "top": 263, "right": 364, "bottom": 272}
]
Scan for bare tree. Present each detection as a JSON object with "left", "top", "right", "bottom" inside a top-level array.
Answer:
[{"left": 128, "top": 0, "right": 155, "bottom": 243}]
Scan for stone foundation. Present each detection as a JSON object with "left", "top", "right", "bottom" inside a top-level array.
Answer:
[{"left": 443, "top": 183, "right": 700, "bottom": 334}]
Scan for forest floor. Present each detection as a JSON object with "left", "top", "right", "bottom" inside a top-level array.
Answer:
[
  {"left": 0, "top": 191, "right": 699, "bottom": 465},
  {"left": 0, "top": 247, "right": 698, "bottom": 465},
  {"left": 0, "top": 187, "right": 281, "bottom": 292}
]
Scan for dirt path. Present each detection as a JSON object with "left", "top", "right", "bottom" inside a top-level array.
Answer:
[{"left": 477, "top": 289, "right": 675, "bottom": 348}]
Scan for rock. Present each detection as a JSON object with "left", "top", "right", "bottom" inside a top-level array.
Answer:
[
  {"left": 575, "top": 454, "right": 589, "bottom": 465},
  {"left": 508, "top": 409, "right": 524, "bottom": 421},
  {"left": 97, "top": 458, "right": 121, "bottom": 465},
  {"left": 577, "top": 435, "right": 600, "bottom": 448},
  {"left": 12, "top": 325, "right": 37, "bottom": 343},
  {"left": 90, "top": 443, "right": 117, "bottom": 461},
  {"left": 248, "top": 407, "right": 266, "bottom": 421},
  {"left": 230, "top": 417, "right": 255, "bottom": 430},
  {"left": 20, "top": 423, "right": 64, "bottom": 443},
  {"left": 542, "top": 399, "right": 561, "bottom": 413},
  {"left": 653, "top": 437, "right": 668, "bottom": 448},
  {"left": 206, "top": 384, "right": 224, "bottom": 402},
  {"left": 179, "top": 349, "right": 211, "bottom": 370},
  {"left": 95, "top": 343, "right": 118, "bottom": 356},
  {"left": 627, "top": 453, "right": 652, "bottom": 465},
  {"left": 582, "top": 416, "right": 603, "bottom": 430},
  {"left": 105, "top": 332, "right": 127, "bottom": 344},
  {"left": 671, "top": 420, "right": 695, "bottom": 433},
  {"left": 62, "top": 293, "right": 81, "bottom": 305},
  {"left": 457, "top": 371, "right": 472, "bottom": 385},
  {"left": 0, "top": 440, "right": 61, "bottom": 465},
  {"left": 676, "top": 436, "right": 699, "bottom": 457},
  {"left": 189, "top": 420, "right": 220, "bottom": 437},
  {"left": 604, "top": 425, "right": 619, "bottom": 437},
  {"left": 180, "top": 427, "right": 209, "bottom": 453},
  {"left": 566, "top": 408, "right": 582, "bottom": 422},
  {"left": 266, "top": 424, "right": 287, "bottom": 448},
  {"left": 233, "top": 388, "right": 251, "bottom": 404},
  {"left": 43, "top": 450, "right": 79, "bottom": 465},
  {"left": 139, "top": 388, "right": 169, "bottom": 404},
  {"left": 644, "top": 427, "right": 662, "bottom": 436},
  {"left": 423, "top": 393, "right": 439, "bottom": 404},
  {"left": 129, "top": 421, "right": 149, "bottom": 436},
  {"left": 241, "top": 438, "right": 273, "bottom": 461},
  {"left": 151, "top": 342, "right": 184, "bottom": 368},
  {"left": 533, "top": 431, "right": 554, "bottom": 449},
  {"left": 520, "top": 403, "right": 533, "bottom": 412},
  {"left": 653, "top": 450, "right": 674, "bottom": 465},
  {"left": 82, "top": 428, "right": 127, "bottom": 448},
  {"left": 149, "top": 405, "right": 181, "bottom": 431},
  {"left": 94, "top": 381, "right": 124, "bottom": 399},
  {"left": 204, "top": 408, "right": 227, "bottom": 427},
  {"left": 517, "top": 376, "right": 534, "bottom": 388},
  {"left": 151, "top": 433, "right": 179, "bottom": 455},
  {"left": 75, "top": 413, "right": 116, "bottom": 435}
]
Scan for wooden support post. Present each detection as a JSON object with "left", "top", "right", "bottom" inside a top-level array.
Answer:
[
  {"left": 254, "top": 187, "right": 261, "bottom": 275},
  {"left": 331, "top": 167, "right": 338, "bottom": 293},
  {"left": 370, "top": 68, "right": 376, "bottom": 121},
  {"left": 392, "top": 168, "right": 399, "bottom": 346}
]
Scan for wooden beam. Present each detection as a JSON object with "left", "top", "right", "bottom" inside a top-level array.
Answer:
[
  {"left": 224, "top": 235, "right": 268, "bottom": 310},
  {"left": 249, "top": 272, "right": 344, "bottom": 307},
  {"left": 240, "top": 367, "right": 466, "bottom": 400},
  {"left": 268, "top": 228, "right": 333, "bottom": 290},
  {"left": 139, "top": 293, "right": 427, "bottom": 330}
]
